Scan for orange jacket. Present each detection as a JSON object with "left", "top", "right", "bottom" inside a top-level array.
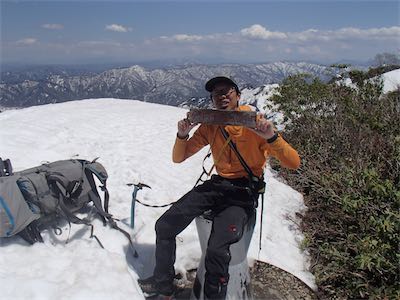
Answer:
[{"left": 173, "top": 106, "right": 300, "bottom": 179}]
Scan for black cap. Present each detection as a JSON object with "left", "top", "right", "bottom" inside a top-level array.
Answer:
[{"left": 205, "top": 76, "right": 239, "bottom": 93}]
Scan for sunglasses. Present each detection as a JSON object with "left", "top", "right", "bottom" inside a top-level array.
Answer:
[{"left": 211, "top": 87, "right": 235, "bottom": 99}]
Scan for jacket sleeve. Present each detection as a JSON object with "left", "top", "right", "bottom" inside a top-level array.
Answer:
[
  {"left": 261, "top": 135, "right": 301, "bottom": 169},
  {"left": 172, "top": 125, "right": 209, "bottom": 163}
]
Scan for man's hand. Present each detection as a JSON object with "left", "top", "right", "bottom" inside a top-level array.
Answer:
[
  {"left": 177, "top": 118, "right": 197, "bottom": 139},
  {"left": 250, "top": 115, "right": 276, "bottom": 140}
]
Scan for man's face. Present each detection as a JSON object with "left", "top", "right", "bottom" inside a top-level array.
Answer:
[{"left": 211, "top": 83, "right": 239, "bottom": 110}]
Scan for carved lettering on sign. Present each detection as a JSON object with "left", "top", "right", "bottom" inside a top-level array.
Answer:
[{"left": 187, "top": 109, "right": 257, "bottom": 128}]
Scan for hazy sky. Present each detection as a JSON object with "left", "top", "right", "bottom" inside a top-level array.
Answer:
[{"left": 1, "top": 0, "right": 399, "bottom": 65}]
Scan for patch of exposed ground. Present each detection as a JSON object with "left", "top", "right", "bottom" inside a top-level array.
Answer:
[{"left": 174, "top": 260, "right": 317, "bottom": 299}]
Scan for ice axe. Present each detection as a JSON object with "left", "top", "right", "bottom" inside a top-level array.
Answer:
[{"left": 127, "top": 182, "right": 151, "bottom": 230}]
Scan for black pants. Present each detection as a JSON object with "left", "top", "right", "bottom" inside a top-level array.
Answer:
[{"left": 154, "top": 175, "right": 256, "bottom": 299}]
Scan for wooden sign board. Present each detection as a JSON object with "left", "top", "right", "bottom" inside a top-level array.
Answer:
[{"left": 187, "top": 109, "right": 257, "bottom": 128}]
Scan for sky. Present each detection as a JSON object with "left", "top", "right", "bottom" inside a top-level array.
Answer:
[
  {"left": 1, "top": 0, "right": 399, "bottom": 66},
  {"left": 0, "top": 97, "right": 315, "bottom": 299}
]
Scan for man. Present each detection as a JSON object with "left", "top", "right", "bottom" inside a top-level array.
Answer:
[{"left": 139, "top": 76, "right": 300, "bottom": 299}]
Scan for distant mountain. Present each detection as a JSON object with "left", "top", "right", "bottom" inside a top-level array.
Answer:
[
  {"left": 0, "top": 62, "right": 338, "bottom": 108},
  {"left": 0, "top": 64, "right": 126, "bottom": 83}
]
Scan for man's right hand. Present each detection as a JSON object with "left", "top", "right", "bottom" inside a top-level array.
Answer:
[{"left": 177, "top": 118, "right": 197, "bottom": 139}]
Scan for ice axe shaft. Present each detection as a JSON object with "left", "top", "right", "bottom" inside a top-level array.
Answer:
[{"left": 128, "top": 182, "right": 151, "bottom": 229}]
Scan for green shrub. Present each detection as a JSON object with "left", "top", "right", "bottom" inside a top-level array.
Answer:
[{"left": 270, "top": 72, "right": 400, "bottom": 299}]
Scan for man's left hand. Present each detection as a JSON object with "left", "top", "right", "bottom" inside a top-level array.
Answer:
[{"left": 250, "top": 115, "right": 276, "bottom": 140}]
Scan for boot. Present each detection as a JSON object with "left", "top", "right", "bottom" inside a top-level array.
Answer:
[{"left": 138, "top": 276, "right": 175, "bottom": 297}]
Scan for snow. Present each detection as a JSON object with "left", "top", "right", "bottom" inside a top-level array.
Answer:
[
  {"left": 339, "top": 77, "right": 358, "bottom": 90},
  {"left": 0, "top": 98, "right": 316, "bottom": 299},
  {"left": 241, "top": 84, "right": 280, "bottom": 114},
  {"left": 337, "top": 68, "right": 400, "bottom": 94},
  {"left": 381, "top": 68, "right": 400, "bottom": 93},
  {"left": 240, "top": 84, "right": 287, "bottom": 130}
]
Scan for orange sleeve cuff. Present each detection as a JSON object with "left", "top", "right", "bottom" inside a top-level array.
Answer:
[{"left": 267, "top": 135, "right": 301, "bottom": 169}]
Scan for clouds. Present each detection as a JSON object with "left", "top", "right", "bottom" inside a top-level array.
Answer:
[
  {"left": 144, "top": 24, "right": 399, "bottom": 62},
  {"left": 240, "top": 24, "right": 287, "bottom": 40},
  {"left": 3, "top": 24, "right": 400, "bottom": 64},
  {"left": 163, "top": 34, "right": 204, "bottom": 42},
  {"left": 154, "top": 24, "right": 400, "bottom": 45},
  {"left": 105, "top": 24, "right": 132, "bottom": 33},
  {"left": 239, "top": 24, "right": 400, "bottom": 43},
  {"left": 290, "top": 26, "right": 400, "bottom": 42},
  {"left": 41, "top": 24, "right": 64, "bottom": 30},
  {"left": 15, "top": 38, "right": 38, "bottom": 45}
]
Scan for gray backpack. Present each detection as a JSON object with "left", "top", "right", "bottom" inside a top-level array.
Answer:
[{"left": 0, "top": 158, "right": 136, "bottom": 254}]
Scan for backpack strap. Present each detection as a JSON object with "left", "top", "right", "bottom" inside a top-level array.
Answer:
[
  {"left": 108, "top": 218, "right": 138, "bottom": 257},
  {"left": 219, "top": 126, "right": 266, "bottom": 254},
  {"left": 219, "top": 127, "right": 258, "bottom": 181},
  {"left": 46, "top": 167, "right": 105, "bottom": 248},
  {"left": 83, "top": 162, "right": 112, "bottom": 222},
  {"left": 47, "top": 172, "right": 82, "bottom": 201},
  {"left": 48, "top": 176, "right": 91, "bottom": 226},
  {"left": 219, "top": 126, "right": 266, "bottom": 196},
  {"left": 83, "top": 161, "right": 138, "bottom": 257}
]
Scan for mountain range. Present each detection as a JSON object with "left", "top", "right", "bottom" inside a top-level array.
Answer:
[{"left": 0, "top": 62, "right": 339, "bottom": 108}]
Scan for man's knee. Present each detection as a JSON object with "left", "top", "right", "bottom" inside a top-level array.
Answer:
[
  {"left": 208, "top": 222, "right": 244, "bottom": 250},
  {"left": 155, "top": 215, "right": 173, "bottom": 238},
  {"left": 205, "top": 247, "right": 231, "bottom": 266}
]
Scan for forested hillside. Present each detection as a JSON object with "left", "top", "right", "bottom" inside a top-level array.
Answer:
[{"left": 269, "top": 66, "right": 399, "bottom": 299}]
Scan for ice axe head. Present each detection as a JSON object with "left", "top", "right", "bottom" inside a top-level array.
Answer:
[
  {"left": 127, "top": 182, "right": 152, "bottom": 191},
  {"left": 136, "top": 182, "right": 151, "bottom": 190}
]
